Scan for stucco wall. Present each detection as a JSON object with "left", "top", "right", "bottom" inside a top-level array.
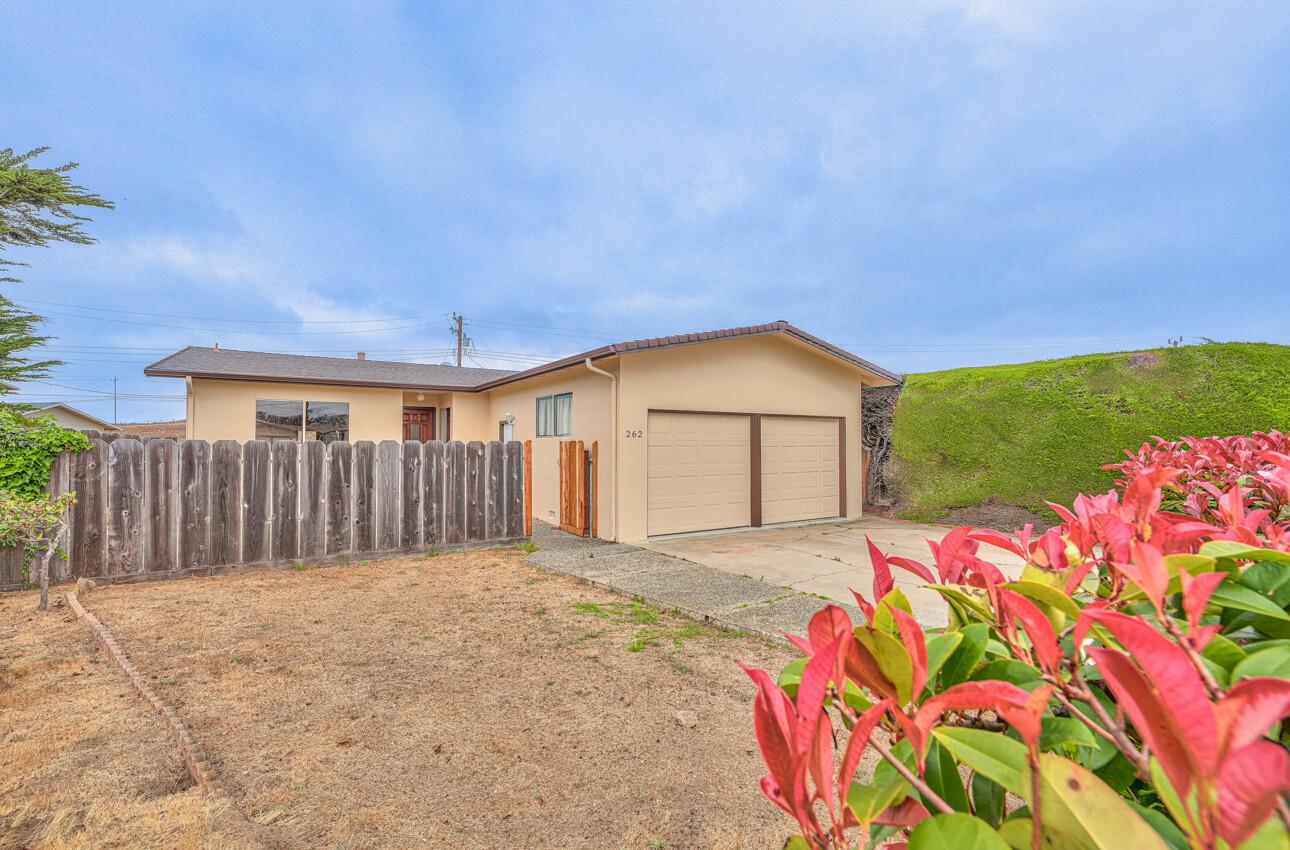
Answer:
[
  {"left": 187, "top": 378, "right": 404, "bottom": 442},
  {"left": 482, "top": 363, "right": 616, "bottom": 538},
  {"left": 613, "top": 334, "right": 868, "bottom": 542}
]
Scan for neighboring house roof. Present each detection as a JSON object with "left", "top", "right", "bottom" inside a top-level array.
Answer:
[
  {"left": 144, "top": 322, "right": 901, "bottom": 391},
  {"left": 144, "top": 347, "right": 516, "bottom": 390},
  {"left": 475, "top": 320, "right": 903, "bottom": 388},
  {"left": 34, "top": 403, "right": 120, "bottom": 430},
  {"left": 117, "top": 419, "right": 186, "bottom": 439}
]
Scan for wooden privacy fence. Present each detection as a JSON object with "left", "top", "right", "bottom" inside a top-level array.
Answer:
[
  {"left": 557, "top": 440, "right": 597, "bottom": 538},
  {"left": 0, "top": 437, "right": 527, "bottom": 589}
]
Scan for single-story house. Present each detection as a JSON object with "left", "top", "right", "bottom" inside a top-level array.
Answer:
[
  {"left": 31, "top": 403, "right": 121, "bottom": 432},
  {"left": 144, "top": 321, "right": 900, "bottom": 543}
]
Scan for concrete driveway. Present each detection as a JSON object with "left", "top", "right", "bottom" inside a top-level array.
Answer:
[{"left": 641, "top": 517, "right": 1026, "bottom": 626}]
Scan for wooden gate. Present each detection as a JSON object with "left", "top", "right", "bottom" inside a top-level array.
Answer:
[{"left": 558, "top": 440, "right": 597, "bottom": 537}]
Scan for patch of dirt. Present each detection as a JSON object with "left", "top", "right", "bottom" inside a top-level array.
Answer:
[
  {"left": 0, "top": 592, "right": 245, "bottom": 849},
  {"left": 941, "top": 497, "right": 1053, "bottom": 533},
  {"left": 69, "top": 548, "right": 797, "bottom": 849}
]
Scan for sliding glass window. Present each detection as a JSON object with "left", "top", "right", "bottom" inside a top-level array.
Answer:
[{"left": 255, "top": 399, "right": 304, "bottom": 441}]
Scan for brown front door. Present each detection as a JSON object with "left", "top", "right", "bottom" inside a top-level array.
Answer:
[{"left": 403, "top": 407, "right": 435, "bottom": 442}]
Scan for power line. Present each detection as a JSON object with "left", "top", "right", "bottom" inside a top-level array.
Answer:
[{"left": 15, "top": 297, "right": 450, "bottom": 325}]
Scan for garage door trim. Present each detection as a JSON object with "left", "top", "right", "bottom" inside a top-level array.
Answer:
[{"left": 647, "top": 408, "right": 846, "bottom": 532}]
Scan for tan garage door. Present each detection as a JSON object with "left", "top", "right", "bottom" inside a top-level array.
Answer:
[
  {"left": 647, "top": 412, "right": 751, "bottom": 536},
  {"left": 761, "top": 416, "right": 841, "bottom": 525}
]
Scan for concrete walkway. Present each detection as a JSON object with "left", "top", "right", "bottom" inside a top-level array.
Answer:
[
  {"left": 643, "top": 516, "right": 1026, "bottom": 625},
  {"left": 524, "top": 517, "right": 1025, "bottom": 639}
]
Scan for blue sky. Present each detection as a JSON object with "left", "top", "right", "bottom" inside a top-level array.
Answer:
[{"left": 5, "top": 1, "right": 1289, "bottom": 423}]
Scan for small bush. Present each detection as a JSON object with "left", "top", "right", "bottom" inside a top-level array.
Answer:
[
  {"left": 744, "top": 430, "right": 1290, "bottom": 849},
  {"left": 0, "top": 409, "right": 90, "bottom": 497}
]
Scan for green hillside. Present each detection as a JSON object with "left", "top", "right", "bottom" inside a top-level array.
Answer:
[{"left": 889, "top": 342, "right": 1290, "bottom": 524}]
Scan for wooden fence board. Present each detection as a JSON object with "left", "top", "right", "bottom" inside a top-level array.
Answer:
[
  {"left": 241, "top": 440, "right": 272, "bottom": 564},
  {"left": 465, "top": 441, "right": 486, "bottom": 542},
  {"left": 107, "top": 438, "right": 147, "bottom": 574},
  {"left": 444, "top": 441, "right": 465, "bottom": 545},
  {"left": 146, "top": 439, "right": 179, "bottom": 572},
  {"left": 377, "top": 440, "right": 401, "bottom": 552},
  {"left": 180, "top": 440, "right": 211, "bottom": 569},
  {"left": 423, "top": 441, "right": 444, "bottom": 545},
  {"left": 326, "top": 441, "right": 353, "bottom": 555},
  {"left": 45, "top": 451, "right": 73, "bottom": 582},
  {"left": 352, "top": 441, "right": 376, "bottom": 552},
  {"left": 401, "top": 441, "right": 423, "bottom": 550},
  {"left": 524, "top": 440, "right": 532, "bottom": 537},
  {"left": 300, "top": 441, "right": 327, "bottom": 559},
  {"left": 70, "top": 441, "right": 108, "bottom": 577},
  {"left": 272, "top": 440, "right": 299, "bottom": 561},
  {"left": 485, "top": 441, "right": 505, "bottom": 540},
  {"left": 506, "top": 441, "right": 524, "bottom": 539},
  {"left": 209, "top": 440, "right": 242, "bottom": 567}
]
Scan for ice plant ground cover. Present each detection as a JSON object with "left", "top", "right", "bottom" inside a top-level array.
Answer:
[{"left": 744, "top": 430, "right": 1290, "bottom": 849}]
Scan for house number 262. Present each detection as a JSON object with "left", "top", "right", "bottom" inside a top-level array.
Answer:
[{"left": 625, "top": 429, "right": 644, "bottom": 438}]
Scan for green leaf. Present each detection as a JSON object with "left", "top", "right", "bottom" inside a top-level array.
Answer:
[
  {"left": 1211, "top": 581, "right": 1290, "bottom": 621},
  {"left": 1038, "top": 716, "right": 1098, "bottom": 756},
  {"left": 1028, "top": 753, "right": 1170, "bottom": 850},
  {"left": 846, "top": 777, "right": 910, "bottom": 827},
  {"left": 971, "top": 772, "right": 1006, "bottom": 828},
  {"left": 1235, "top": 816, "right": 1290, "bottom": 850},
  {"left": 930, "top": 584, "right": 993, "bottom": 623},
  {"left": 940, "top": 623, "right": 989, "bottom": 686},
  {"left": 1126, "top": 801, "right": 1189, "bottom": 850},
  {"left": 997, "top": 818, "right": 1033, "bottom": 850},
  {"left": 924, "top": 739, "right": 971, "bottom": 813},
  {"left": 1200, "top": 540, "right": 1290, "bottom": 566},
  {"left": 923, "top": 631, "right": 963, "bottom": 693},
  {"left": 1092, "top": 751, "right": 1137, "bottom": 792},
  {"left": 1200, "top": 632, "right": 1246, "bottom": 672},
  {"left": 873, "top": 587, "right": 914, "bottom": 633},
  {"left": 1240, "top": 561, "right": 1290, "bottom": 596},
  {"left": 1120, "top": 554, "right": 1221, "bottom": 602},
  {"left": 855, "top": 626, "right": 914, "bottom": 704},
  {"left": 970, "top": 658, "right": 1043, "bottom": 688},
  {"left": 1003, "top": 579, "right": 1082, "bottom": 620},
  {"left": 783, "top": 836, "right": 811, "bottom": 850},
  {"left": 777, "top": 656, "right": 806, "bottom": 698},
  {"left": 931, "top": 727, "right": 1026, "bottom": 796},
  {"left": 908, "top": 812, "right": 1010, "bottom": 850},
  {"left": 1232, "top": 645, "right": 1290, "bottom": 682}
]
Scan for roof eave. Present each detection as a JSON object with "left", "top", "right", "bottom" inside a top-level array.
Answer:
[{"left": 143, "top": 368, "right": 492, "bottom": 392}]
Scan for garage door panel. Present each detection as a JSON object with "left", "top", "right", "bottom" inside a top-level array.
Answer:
[
  {"left": 648, "top": 412, "right": 750, "bottom": 536},
  {"left": 761, "top": 417, "right": 840, "bottom": 525}
]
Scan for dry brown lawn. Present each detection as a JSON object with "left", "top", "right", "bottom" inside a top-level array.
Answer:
[{"left": 1, "top": 548, "right": 797, "bottom": 849}]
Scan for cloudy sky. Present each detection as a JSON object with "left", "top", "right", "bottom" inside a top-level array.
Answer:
[{"left": 5, "top": 1, "right": 1288, "bottom": 423}]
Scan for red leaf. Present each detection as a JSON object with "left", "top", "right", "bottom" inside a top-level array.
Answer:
[
  {"left": 808, "top": 604, "right": 853, "bottom": 651},
  {"left": 968, "top": 528, "right": 1025, "bottom": 559},
  {"left": 1178, "top": 570, "right": 1226, "bottom": 636},
  {"left": 1085, "top": 610, "right": 1218, "bottom": 781},
  {"left": 1086, "top": 647, "right": 1197, "bottom": 797},
  {"left": 888, "top": 555, "right": 935, "bottom": 584},
  {"left": 998, "top": 588, "right": 1061, "bottom": 675},
  {"left": 867, "top": 536, "right": 895, "bottom": 601},
  {"left": 912, "top": 680, "right": 1033, "bottom": 757},
  {"left": 1116, "top": 540, "right": 1169, "bottom": 609},
  {"left": 837, "top": 699, "right": 894, "bottom": 812},
  {"left": 874, "top": 796, "right": 930, "bottom": 827},
  {"left": 890, "top": 608, "right": 927, "bottom": 699},
  {"left": 1214, "top": 677, "right": 1290, "bottom": 756},
  {"left": 1216, "top": 739, "right": 1290, "bottom": 847}
]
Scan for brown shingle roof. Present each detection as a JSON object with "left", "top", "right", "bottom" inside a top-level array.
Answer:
[
  {"left": 474, "top": 321, "right": 902, "bottom": 388},
  {"left": 143, "top": 347, "right": 515, "bottom": 389}
]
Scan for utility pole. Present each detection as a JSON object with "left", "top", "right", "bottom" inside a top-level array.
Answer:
[
  {"left": 450, "top": 312, "right": 470, "bottom": 367},
  {"left": 112, "top": 376, "right": 118, "bottom": 424}
]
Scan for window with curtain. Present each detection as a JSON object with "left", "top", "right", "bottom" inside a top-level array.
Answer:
[
  {"left": 536, "top": 395, "right": 554, "bottom": 437},
  {"left": 536, "top": 393, "right": 572, "bottom": 437},
  {"left": 554, "top": 392, "right": 572, "bottom": 436}
]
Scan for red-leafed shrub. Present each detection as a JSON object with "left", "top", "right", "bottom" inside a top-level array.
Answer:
[{"left": 744, "top": 433, "right": 1290, "bottom": 850}]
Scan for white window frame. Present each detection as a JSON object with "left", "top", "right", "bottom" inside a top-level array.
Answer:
[{"left": 536, "top": 392, "right": 572, "bottom": 437}]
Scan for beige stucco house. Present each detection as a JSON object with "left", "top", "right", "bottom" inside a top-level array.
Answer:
[
  {"left": 145, "top": 321, "right": 900, "bottom": 543},
  {"left": 32, "top": 403, "right": 120, "bottom": 432}
]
